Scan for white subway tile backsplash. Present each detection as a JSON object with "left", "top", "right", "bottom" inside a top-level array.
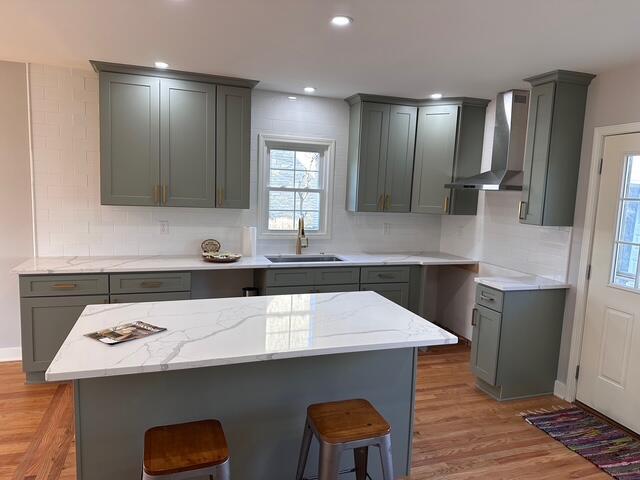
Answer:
[{"left": 30, "top": 65, "right": 441, "bottom": 257}]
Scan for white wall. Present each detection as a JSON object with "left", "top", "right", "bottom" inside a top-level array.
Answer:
[
  {"left": 30, "top": 64, "right": 441, "bottom": 257},
  {"left": 555, "top": 60, "right": 640, "bottom": 384},
  {"left": 0, "top": 61, "right": 33, "bottom": 358}
]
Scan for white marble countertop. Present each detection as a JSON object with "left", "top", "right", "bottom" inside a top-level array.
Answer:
[
  {"left": 13, "top": 252, "right": 477, "bottom": 275},
  {"left": 45, "top": 291, "right": 458, "bottom": 382},
  {"left": 474, "top": 275, "right": 570, "bottom": 291}
]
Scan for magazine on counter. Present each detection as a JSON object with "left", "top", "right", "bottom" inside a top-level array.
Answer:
[{"left": 85, "top": 321, "right": 166, "bottom": 345}]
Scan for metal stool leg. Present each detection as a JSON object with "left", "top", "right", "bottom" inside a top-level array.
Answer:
[
  {"left": 318, "top": 442, "right": 341, "bottom": 480},
  {"left": 295, "top": 419, "right": 313, "bottom": 480},
  {"left": 378, "top": 434, "right": 394, "bottom": 480},
  {"left": 354, "top": 446, "right": 368, "bottom": 480}
]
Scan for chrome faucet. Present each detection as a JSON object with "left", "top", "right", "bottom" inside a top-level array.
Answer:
[{"left": 295, "top": 217, "right": 308, "bottom": 255}]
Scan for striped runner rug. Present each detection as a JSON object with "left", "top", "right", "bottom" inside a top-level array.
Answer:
[{"left": 523, "top": 407, "right": 640, "bottom": 479}]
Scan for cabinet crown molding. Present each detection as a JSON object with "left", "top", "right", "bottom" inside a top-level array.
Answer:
[
  {"left": 90, "top": 60, "right": 259, "bottom": 89},
  {"left": 523, "top": 69, "right": 595, "bottom": 87},
  {"left": 345, "top": 93, "right": 490, "bottom": 108}
]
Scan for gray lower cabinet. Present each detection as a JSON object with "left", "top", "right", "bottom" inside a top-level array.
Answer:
[
  {"left": 94, "top": 61, "right": 255, "bottom": 210},
  {"left": 21, "top": 295, "right": 109, "bottom": 382},
  {"left": 264, "top": 284, "right": 359, "bottom": 296},
  {"left": 360, "top": 282, "right": 409, "bottom": 308},
  {"left": 470, "top": 284, "right": 567, "bottom": 400},
  {"left": 216, "top": 86, "right": 251, "bottom": 209},
  {"left": 520, "top": 70, "right": 595, "bottom": 226},
  {"left": 100, "top": 72, "right": 160, "bottom": 206},
  {"left": 160, "top": 79, "right": 216, "bottom": 207}
]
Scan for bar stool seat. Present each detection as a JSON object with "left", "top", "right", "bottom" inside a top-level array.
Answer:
[
  {"left": 143, "top": 419, "right": 230, "bottom": 480},
  {"left": 296, "top": 399, "right": 394, "bottom": 480}
]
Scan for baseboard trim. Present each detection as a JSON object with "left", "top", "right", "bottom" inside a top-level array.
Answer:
[
  {"left": 554, "top": 380, "right": 567, "bottom": 400},
  {"left": 0, "top": 347, "right": 22, "bottom": 362}
]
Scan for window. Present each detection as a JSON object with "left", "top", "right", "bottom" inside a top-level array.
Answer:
[
  {"left": 258, "top": 134, "right": 335, "bottom": 238},
  {"left": 612, "top": 154, "right": 640, "bottom": 289}
]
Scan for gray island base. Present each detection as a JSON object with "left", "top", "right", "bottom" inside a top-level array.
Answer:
[
  {"left": 74, "top": 348, "right": 417, "bottom": 479},
  {"left": 45, "top": 291, "right": 457, "bottom": 479}
]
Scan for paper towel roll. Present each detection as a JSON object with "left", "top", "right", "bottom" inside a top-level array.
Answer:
[{"left": 241, "top": 226, "right": 257, "bottom": 257}]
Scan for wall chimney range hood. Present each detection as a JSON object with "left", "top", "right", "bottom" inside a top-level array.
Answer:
[{"left": 446, "top": 89, "right": 529, "bottom": 191}]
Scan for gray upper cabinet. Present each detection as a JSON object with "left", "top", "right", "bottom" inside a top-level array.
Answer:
[
  {"left": 100, "top": 73, "right": 160, "bottom": 206},
  {"left": 411, "top": 105, "right": 458, "bottom": 214},
  {"left": 161, "top": 79, "right": 216, "bottom": 207},
  {"left": 411, "top": 100, "right": 488, "bottom": 215},
  {"left": 93, "top": 61, "right": 257, "bottom": 209},
  {"left": 216, "top": 86, "right": 251, "bottom": 209},
  {"left": 520, "top": 70, "right": 595, "bottom": 226},
  {"left": 346, "top": 94, "right": 487, "bottom": 215},
  {"left": 346, "top": 99, "right": 417, "bottom": 213}
]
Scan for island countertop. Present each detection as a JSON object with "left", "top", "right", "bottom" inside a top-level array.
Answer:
[
  {"left": 46, "top": 291, "right": 457, "bottom": 382},
  {"left": 13, "top": 252, "right": 476, "bottom": 275}
]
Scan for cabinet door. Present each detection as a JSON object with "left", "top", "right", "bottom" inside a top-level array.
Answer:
[
  {"left": 216, "top": 86, "right": 251, "bottom": 209},
  {"left": 360, "top": 283, "right": 409, "bottom": 308},
  {"left": 411, "top": 105, "right": 459, "bottom": 214},
  {"left": 100, "top": 73, "right": 160, "bottom": 206},
  {"left": 20, "top": 295, "right": 109, "bottom": 373},
  {"left": 160, "top": 79, "right": 216, "bottom": 207},
  {"left": 358, "top": 102, "right": 389, "bottom": 212},
  {"left": 521, "top": 82, "right": 555, "bottom": 225},
  {"left": 314, "top": 284, "right": 360, "bottom": 293},
  {"left": 384, "top": 105, "right": 417, "bottom": 212},
  {"left": 470, "top": 305, "right": 502, "bottom": 385}
]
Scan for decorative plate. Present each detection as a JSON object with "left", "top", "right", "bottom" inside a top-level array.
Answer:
[
  {"left": 202, "top": 252, "right": 242, "bottom": 263},
  {"left": 201, "top": 239, "right": 221, "bottom": 254}
]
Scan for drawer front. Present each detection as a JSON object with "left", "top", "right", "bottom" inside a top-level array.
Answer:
[
  {"left": 313, "top": 268, "right": 360, "bottom": 285},
  {"left": 475, "top": 284, "right": 504, "bottom": 312},
  {"left": 110, "top": 292, "right": 191, "bottom": 304},
  {"left": 20, "top": 274, "right": 109, "bottom": 297},
  {"left": 20, "top": 295, "right": 109, "bottom": 373},
  {"left": 360, "top": 282, "right": 409, "bottom": 308},
  {"left": 109, "top": 272, "right": 191, "bottom": 294},
  {"left": 263, "top": 284, "right": 360, "bottom": 296},
  {"left": 264, "top": 269, "right": 315, "bottom": 287},
  {"left": 360, "top": 266, "right": 410, "bottom": 284}
]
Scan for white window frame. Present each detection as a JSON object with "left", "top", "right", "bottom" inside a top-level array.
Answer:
[{"left": 258, "top": 133, "right": 335, "bottom": 239}]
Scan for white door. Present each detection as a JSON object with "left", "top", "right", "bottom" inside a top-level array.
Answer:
[{"left": 577, "top": 132, "right": 640, "bottom": 433}]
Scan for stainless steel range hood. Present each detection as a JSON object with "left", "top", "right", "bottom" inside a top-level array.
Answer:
[{"left": 446, "top": 89, "right": 529, "bottom": 191}]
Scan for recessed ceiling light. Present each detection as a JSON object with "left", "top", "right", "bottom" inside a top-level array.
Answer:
[
  {"left": 154, "top": 61, "right": 169, "bottom": 69},
  {"left": 304, "top": 87, "right": 316, "bottom": 94},
  {"left": 430, "top": 93, "right": 443, "bottom": 99},
  {"left": 288, "top": 96, "right": 297, "bottom": 100},
  {"left": 331, "top": 15, "right": 353, "bottom": 26}
]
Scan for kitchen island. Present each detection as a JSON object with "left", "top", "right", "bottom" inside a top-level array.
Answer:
[{"left": 47, "top": 291, "right": 457, "bottom": 479}]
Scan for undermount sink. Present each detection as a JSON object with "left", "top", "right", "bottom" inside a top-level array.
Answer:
[{"left": 266, "top": 255, "right": 344, "bottom": 263}]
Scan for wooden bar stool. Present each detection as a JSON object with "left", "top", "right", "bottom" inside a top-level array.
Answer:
[
  {"left": 142, "top": 419, "right": 230, "bottom": 480},
  {"left": 295, "top": 399, "right": 394, "bottom": 480}
]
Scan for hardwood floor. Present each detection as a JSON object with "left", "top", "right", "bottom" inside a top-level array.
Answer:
[{"left": 2, "top": 345, "right": 608, "bottom": 479}]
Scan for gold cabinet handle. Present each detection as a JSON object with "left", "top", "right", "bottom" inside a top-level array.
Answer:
[
  {"left": 51, "top": 283, "right": 77, "bottom": 289},
  {"left": 220, "top": 187, "right": 224, "bottom": 207},
  {"left": 385, "top": 194, "right": 391, "bottom": 210},
  {"left": 377, "top": 194, "right": 384, "bottom": 211},
  {"left": 518, "top": 201, "right": 527, "bottom": 220},
  {"left": 140, "top": 281, "right": 163, "bottom": 288},
  {"left": 443, "top": 195, "right": 449, "bottom": 213},
  {"left": 162, "top": 185, "right": 168, "bottom": 205},
  {"left": 153, "top": 185, "right": 160, "bottom": 205},
  {"left": 471, "top": 307, "right": 478, "bottom": 326}
]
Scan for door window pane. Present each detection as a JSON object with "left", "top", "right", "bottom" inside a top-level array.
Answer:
[{"left": 612, "top": 155, "right": 640, "bottom": 289}]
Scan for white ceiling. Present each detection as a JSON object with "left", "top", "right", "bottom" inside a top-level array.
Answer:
[{"left": 2, "top": 0, "right": 640, "bottom": 99}]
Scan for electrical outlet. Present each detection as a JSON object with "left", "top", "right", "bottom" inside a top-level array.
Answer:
[
  {"left": 383, "top": 223, "right": 391, "bottom": 235},
  {"left": 159, "top": 221, "right": 169, "bottom": 235}
]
